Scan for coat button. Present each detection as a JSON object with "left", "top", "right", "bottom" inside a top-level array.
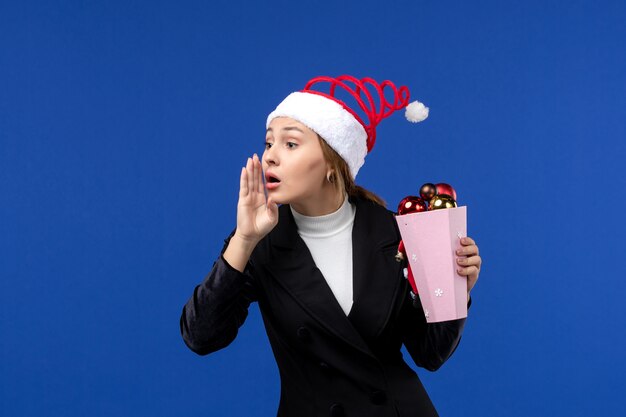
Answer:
[
  {"left": 329, "top": 403, "right": 345, "bottom": 417},
  {"left": 370, "top": 390, "right": 387, "bottom": 405},
  {"left": 296, "top": 326, "right": 311, "bottom": 341}
]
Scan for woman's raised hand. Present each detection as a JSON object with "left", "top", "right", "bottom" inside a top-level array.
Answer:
[{"left": 234, "top": 153, "right": 279, "bottom": 245}]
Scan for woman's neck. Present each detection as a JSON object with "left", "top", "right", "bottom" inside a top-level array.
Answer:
[{"left": 290, "top": 189, "right": 346, "bottom": 217}]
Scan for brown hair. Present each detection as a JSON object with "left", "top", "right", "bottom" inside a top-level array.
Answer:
[{"left": 317, "top": 135, "right": 386, "bottom": 208}]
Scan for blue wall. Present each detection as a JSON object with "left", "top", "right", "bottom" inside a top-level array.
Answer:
[{"left": 1, "top": 1, "right": 625, "bottom": 416}]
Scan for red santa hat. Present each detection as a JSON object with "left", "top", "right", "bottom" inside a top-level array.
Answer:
[{"left": 266, "top": 75, "right": 428, "bottom": 178}]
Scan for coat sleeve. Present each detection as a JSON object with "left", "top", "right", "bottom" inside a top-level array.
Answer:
[
  {"left": 399, "top": 287, "right": 472, "bottom": 372},
  {"left": 179, "top": 230, "right": 259, "bottom": 356}
]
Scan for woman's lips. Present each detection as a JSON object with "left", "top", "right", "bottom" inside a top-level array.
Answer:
[{"left": 265, "top": 171, "right": 281, "bottom": 190}]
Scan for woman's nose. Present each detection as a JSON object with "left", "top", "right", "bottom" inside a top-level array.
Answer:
[{"left": 263, "top": 149, "right": 277, "bottom": 165}]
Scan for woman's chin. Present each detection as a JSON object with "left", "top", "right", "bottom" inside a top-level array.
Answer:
[{"left": 267, "top": 192, "right": 287, "bottom": 205}]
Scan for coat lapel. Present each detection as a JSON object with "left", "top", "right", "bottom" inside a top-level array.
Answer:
[
  {"left": 265, "top": 196, "right": 403, "bottom": 359},
  {"left": 347, "top": 196, "right": 404, "bottom": 344}
]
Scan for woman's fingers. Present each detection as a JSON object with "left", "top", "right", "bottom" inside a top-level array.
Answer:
[
  {"left": 256, "top": 155, "right": 264, "bottom": 194},
  {"left": 456, "top": 245, "right": 478, "bottom": 257},
  {"left": 461, "top": 236, "right": 475, "bottom": 245},
  {"left": 243, "top": 154, "right": 264, "bottom": 197},
  {"left": 252, "top": 154, "right": 262, "bottom": 194},
  {"left": 252, "top": 154, "right": 258, "bottom": 193},
  {"left": 457, "top": 255, "right": 481, "bottom": 268},
  {"left": 457, "top": 265, "right": 479, "bottom": 276},
  {"left": 246, "top": 157, "right": 255, "bottom": 200},
  {"left": 240, "top": 166, "right": 248, "bottom": 197},
  {"left": 456, "top": 236, "right": 481, "bottom": 292},
  {"left": 240, "top": 155, "right": 266, "bottom": 207},
  {"left": 240, "top": 154, "right": 266, "bottom": 206},
  {"left": 457, "top": 237, "right": 479, "bottom": 256},
  {"left": 456, "top": 245, "right": 477, "bottom": 257}
]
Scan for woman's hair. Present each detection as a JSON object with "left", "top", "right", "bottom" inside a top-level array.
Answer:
[{"left": 317, "top": 135, "right": 386, "bottom": 208}]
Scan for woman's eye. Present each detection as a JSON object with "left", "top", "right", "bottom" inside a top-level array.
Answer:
[
  {"left": 286, "top": 142, "right": 298, "bottom": 149},
  {"left": 264, "top": 141, "right": 272, "bottom": 149}
]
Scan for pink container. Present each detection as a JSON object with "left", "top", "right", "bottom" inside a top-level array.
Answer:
[{"left": 395, "top": 206, "right": 467, "bottom": 323}]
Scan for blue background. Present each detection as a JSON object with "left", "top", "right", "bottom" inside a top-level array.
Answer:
[{"left": 2, "top": 1, "right": 625, "bottom": 416}]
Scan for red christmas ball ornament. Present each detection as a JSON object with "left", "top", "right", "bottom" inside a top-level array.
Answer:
[
  {"left": 397, "top": 196, "right": 428, "bottom": 215},
  {"left": 395, "top": 240, "right": 406, "bottom": 262},
  {"left": 398, "top": 240, "right": 406, "bottom": 255},
  {"left": 414, "top": 198, "right": 428, "bottom": 213},
  {"left": 435, "top": 183, "right": 457, "bottom": 201},
  {"left": 419, "top": 183, "right": 437, "bottom": 202},
  {"left": 406, "top": 264, "right": 418, "bottom": 294}
]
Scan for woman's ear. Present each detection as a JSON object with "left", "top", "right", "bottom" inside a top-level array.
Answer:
[{"left": 324, "top": 162, "right": 333, "bottom": 180}]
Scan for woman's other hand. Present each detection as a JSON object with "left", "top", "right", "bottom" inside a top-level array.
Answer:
[{"left": 456, "top": 236, "right": 481, "bottom": 297}]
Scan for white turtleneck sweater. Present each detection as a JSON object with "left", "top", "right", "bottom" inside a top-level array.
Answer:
[{"left": 290, "top": 195, "right": 356, "bottom": 316}]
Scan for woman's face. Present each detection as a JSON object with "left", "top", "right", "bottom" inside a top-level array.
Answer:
[{"left": 262, "top": 117, "right": 333, "bottom": 211}]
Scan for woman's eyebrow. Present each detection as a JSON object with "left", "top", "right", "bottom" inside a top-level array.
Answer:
[
  {"left": 266, "top": 126, "right": 304, "bottom": 134},
  {"left": 282, "top": 126, "right": 304, "bottom": 133}
]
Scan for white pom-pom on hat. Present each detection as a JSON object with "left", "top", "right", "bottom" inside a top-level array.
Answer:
[{"left": 405, "top": 100, "right": 429, "bottom": 123}]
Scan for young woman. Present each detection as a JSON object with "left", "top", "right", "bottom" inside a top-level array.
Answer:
[{"left": 180, "top": 76, "right": 482, "bottom": 417}]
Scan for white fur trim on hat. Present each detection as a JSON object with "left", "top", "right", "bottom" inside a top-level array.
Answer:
[{"left": 266, "top": 92, "right": 367, "bottom": 179}]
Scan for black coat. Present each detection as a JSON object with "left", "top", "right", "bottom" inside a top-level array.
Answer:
[{"left": 180, "top": 195, "right": 470, "bottom": 417}]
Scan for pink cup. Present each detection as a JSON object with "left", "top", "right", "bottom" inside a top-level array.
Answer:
[{"left": 395, "top": 206, "right": 468, "bottom": 323}]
